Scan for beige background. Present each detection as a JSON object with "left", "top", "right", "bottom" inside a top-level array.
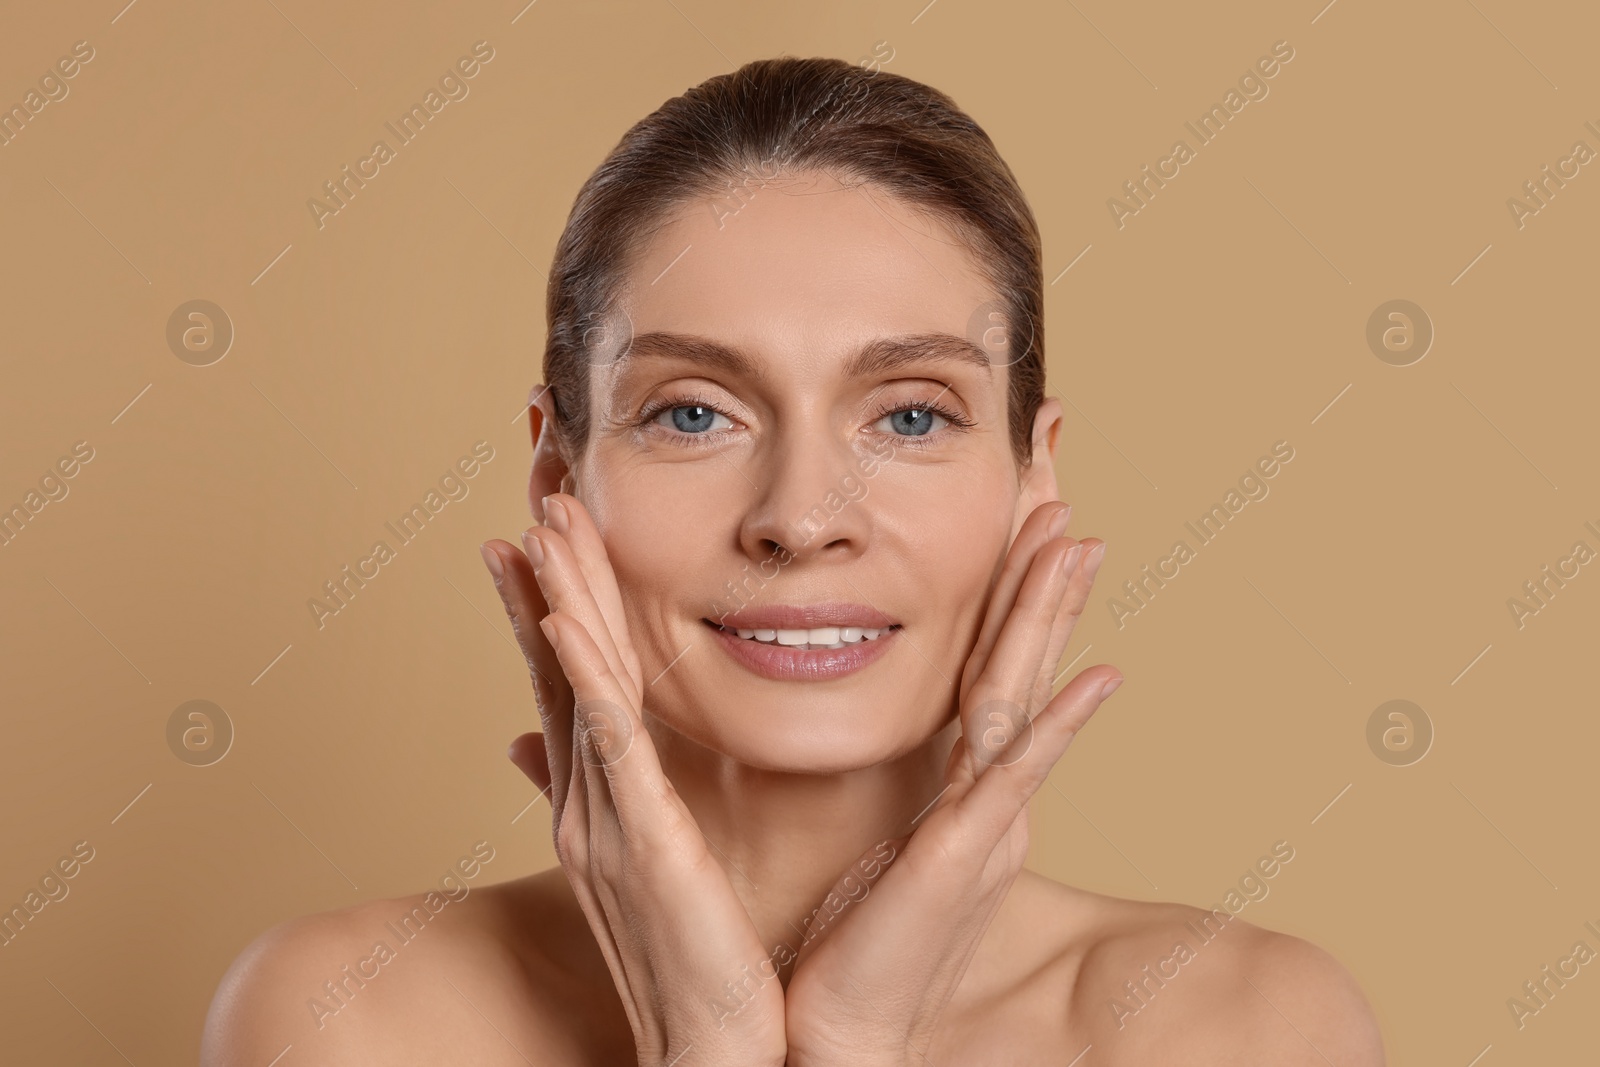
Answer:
[{"left": 2, "top": 0, "right": 1596, "bottom": 1061}]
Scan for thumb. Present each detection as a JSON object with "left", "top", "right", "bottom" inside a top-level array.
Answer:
[{"left": 508, "top": 731, "right": 552, "bottom": 798}]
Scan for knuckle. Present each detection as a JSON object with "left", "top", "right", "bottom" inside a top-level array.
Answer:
[
  {"left": 918, "top": 819, "right": 972, "bottom": 870},
  {"left": 1026, "top": 583, "right": 1061, "bottom": 626},
  {"left": 639, "top": 803, "right": 712, "bottom": 872}
]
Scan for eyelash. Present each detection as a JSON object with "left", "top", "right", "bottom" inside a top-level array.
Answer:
[{"left": 636, "top": 393, "right": 974, "bottom": 448}]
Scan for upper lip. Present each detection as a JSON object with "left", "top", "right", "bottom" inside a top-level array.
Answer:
[{"left": 706, "top": 603, "right": 900, "bottom": 630}]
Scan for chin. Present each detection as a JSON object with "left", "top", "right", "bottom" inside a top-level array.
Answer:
[{"left": 653, "top": 677, "right": 953, "bottom": 775}]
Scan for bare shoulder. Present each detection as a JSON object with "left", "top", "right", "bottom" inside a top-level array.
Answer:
[
  {"left": 201, "top": 866, "right": 624, "bottom": 1066},
  {"left": 1042, "top": 877, "right": 1386, "bottom": 1064}
]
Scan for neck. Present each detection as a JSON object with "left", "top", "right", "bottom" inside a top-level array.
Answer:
[{"left": 646, "top": 713, "right": 962, "bottom": 966}]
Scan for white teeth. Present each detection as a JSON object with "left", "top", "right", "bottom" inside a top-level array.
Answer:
[{"left": 724, "top": 624, "right": 894, "bottom": 649}]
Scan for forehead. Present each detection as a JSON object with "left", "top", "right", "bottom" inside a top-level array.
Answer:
[{"left": 615, "top": 172, "right": 997, "bottom": 371}]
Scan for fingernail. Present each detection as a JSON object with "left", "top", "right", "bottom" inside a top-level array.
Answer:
[
  {"left": 479, "top": 543, "right": 504, "bottom": 584},
  {"left": 546, "top": 497, "right": 570, "bottom": 535},
  {"left": 1062, "top": 542, "right": 1084, "bottom": 575},
  {"left": 522, "top": 529, "right": 546, "bottom": 569},
  {"left": 539, "top": 615, "right": 561, "bottom": 652},
  {"left": 1084, "top": 542, "right": 1107, "bottom": 580},
  {"left": 1048, "top": 505, "right": 1072, "bottom": 539},
  {"left": 1099, "top": 676, "right": 1123, "bottom": 700}
]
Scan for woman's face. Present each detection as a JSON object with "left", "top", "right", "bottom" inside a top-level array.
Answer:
[{"left": 556, "top": 170, "right": 1061, "bottom": 773}]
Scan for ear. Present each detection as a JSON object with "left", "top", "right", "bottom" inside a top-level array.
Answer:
[
  {"left": 527, "top": 384, "right": 571, "bottom": 522},
  {"left": 1017, "top": 395, "right": 1064, "bottom": 515}
]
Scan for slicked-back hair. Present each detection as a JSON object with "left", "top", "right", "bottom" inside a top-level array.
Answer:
[{"left": 543, "top": 55, "right": 1045, "bottom": 469}]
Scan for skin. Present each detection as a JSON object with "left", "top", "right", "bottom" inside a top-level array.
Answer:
[{"left": 202, "top": 171, "right": 1385, "bottom": 1065}]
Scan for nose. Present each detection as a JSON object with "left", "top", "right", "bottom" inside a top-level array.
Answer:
[{"left": 735, "top": 430, "right": 872, "bottom": 567}]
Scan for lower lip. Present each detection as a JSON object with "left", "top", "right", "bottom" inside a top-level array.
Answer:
[{"left": 705, "top": 621, "right": 901, "bottom": 681}]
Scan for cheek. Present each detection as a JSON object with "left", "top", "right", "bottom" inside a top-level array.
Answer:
[
  {"left": 589, "top": 488, "right": 683, "bottom": 577},
  {"left": 584, "top": 473, "right": 740, "bottom": 646},
  {"left": 886, "top": 480, "right": 1014, "bottom": 630}
]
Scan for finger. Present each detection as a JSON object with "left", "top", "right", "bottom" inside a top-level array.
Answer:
[
  {"left": 508, "top": 731, "right": 553, "bottom": 799},
  {"left": 539, "top": 611, "right": 679, "bottom": 834},
  {"left": 961, "top": 535, "right": 1078, "bottom": 758},
  {"left": 542, "top": 493, "right": 644, "bottom": 710},
  {"left": 482, "top": 538, "right": 576, "bottom": 811},
  {"left": 481, "top": 539, "right": 563, "bottom": 698},
  {"left": 1035, "top": 537, "right": 1106, "bottom": 701},
  {"left": 960, "top": 501, "right": 1073, "bottom": 706},
  {"left": 961, "top": 665, "right": 1122, "bottom": 841},
  {"left": 525, "top": 526, "right": 636, "bottom": 713}
]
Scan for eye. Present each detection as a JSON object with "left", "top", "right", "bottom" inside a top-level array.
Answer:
[
  {"left": 647, "top": 400, "right": 734, "bottom": 436},
  {"left": 875, "top": 407, "right": 945, "bottom": 436},
  {"left": 870, "top": 400, "right": 971, "bottom": 438}
]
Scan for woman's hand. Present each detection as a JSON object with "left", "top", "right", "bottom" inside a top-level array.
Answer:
[
  {"left": 481, "top": 493, "right": 788, "bottom": 1067},
  {"left": 782, "top": 500, "right": 1119, "bottom": 1066}
]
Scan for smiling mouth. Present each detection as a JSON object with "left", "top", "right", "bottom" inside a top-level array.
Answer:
[{"left": 705, "top": 621, "right": 903, "bottom": 652}]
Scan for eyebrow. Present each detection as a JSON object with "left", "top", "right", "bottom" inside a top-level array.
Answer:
[{"left": 616, "top": 331, "right": 995, "bottom": 381}]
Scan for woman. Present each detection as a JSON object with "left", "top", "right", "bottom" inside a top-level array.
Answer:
[{"left": 204, "top": 57, "right": 1384, "bottom": 1064}]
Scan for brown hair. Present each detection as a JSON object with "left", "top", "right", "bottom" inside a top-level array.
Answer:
[{"left": 543, "top": 55, "right": 1045, "bottom": 468}]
